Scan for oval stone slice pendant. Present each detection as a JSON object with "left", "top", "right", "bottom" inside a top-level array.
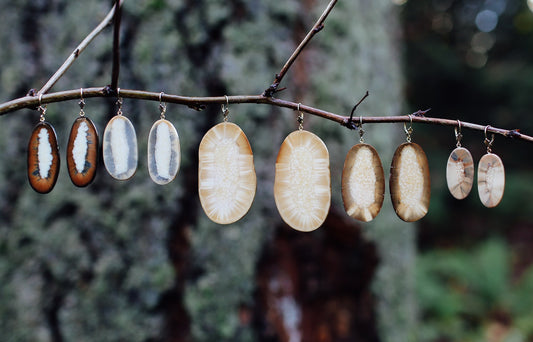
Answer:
[
  {"left": 477, "top": 153, "right": 505, "bottom": 208},
  {"left": 446, "top": 147, "right": 474, "bottom": 200},
  {"left": 390, "top": 142, "right": 431, "bottom": 222},
  {"left": 27, "top": 122, "right": 60, "bottom": 193},
  {"left": 198, "top": 122, "right": 256, "bottom": 224},
  {"left": 148, "top": 119, "right": 180, "bottom": 185},
  {"left": 67, "top": 117, "right": 99, "bottom": 187},
  {"left": 342, "top": 144, "right": 385, "bottom": 222},
  {"left": 103, "top": 115, "right": 138, "bottom": 180},
  {"left": 274, "top": 130, "right": 331, "bottom": 232}
]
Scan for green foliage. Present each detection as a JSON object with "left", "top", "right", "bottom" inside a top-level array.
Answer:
[{"left": 418, "top": 237, "right": 533, "bottom": 341}]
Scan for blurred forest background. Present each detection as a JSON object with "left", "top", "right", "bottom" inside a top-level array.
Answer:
[{"left": 0, "top": 0, "right": 532, "bottom": 341}]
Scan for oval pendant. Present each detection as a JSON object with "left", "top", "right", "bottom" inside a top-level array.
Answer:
[
  {"left": 446, "top": 147, "right": 474, "bottom": 200},
  {"left": 477, "top": 153, "right": 505, "bottom": 208},
  {"left": 390, "top": 142, "right": 431, "bottom": 222},
  {"left": 148, "top": 119, "right": 180, "bottom": 185},
  {"left": 27, "top": 122, "right": 60, "bottom": 193},
  {"left": 274, "top": 130, "right": 331, "bottom": 232},
  {"left": 67, "top": 117, "right": 99, "bottom": 187},
  {"left": 102, "top": 115, "right": 138, "bottom": 180},
  {"left": 198, "top": 122, "right": 256, "bottom": 224},
  {"left": 342, "top": 143, "right": 385, "bottom": 222}
]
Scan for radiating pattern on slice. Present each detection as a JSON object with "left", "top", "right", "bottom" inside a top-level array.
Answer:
[
  {"left": 103, "top": 115, "right": 138, "bottom": 180},
  {"left": 27, "top": 122, "right": 60, "bottom": 194},
  {"left": 477, "top": 153, "right": 505, "bottom": 208},
  {"left": 342, "top": 143, "right": 384, "bottom": 222},
  {"left": 148, "top": 119, "right": 180, "bottom": 185},
  {"left": 274, "top": 130, "right": 330, "bottom": 232},
  {"left": 446, "top": 147, "right": 474, "bottom": 200},
  {"left": 198, "top": 122, "right": 256, "bottom": 224},
  {"left": 67, "top": 116, "right": 99, "bottom": 187},
  {"left": 390, "top": 142, "right": 431, "bottom": 222}
]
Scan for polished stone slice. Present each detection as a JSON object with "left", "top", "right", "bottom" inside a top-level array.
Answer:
[
  {"left": 27, "top": 122, "right": 60, "bottom": 193},
  {"left": 103, "top": 115, "right": 138, "bottom": 180},
  {"left": 342, "top": 143, "right": 384, "bottom": 222},
  {"left": 446, "top": 146, "right": 474, "bottom": 200},
  {"left": 198, "top": 122, "right": 256, "bottom": 224},
  {"left": 67, "top": 116, "right": 99, "bottom": 187},
  {"left": 274, "top": 130, "right": 331, "bottom": 232},
  {"left": 148, "top": 119, "right": 180, "bottom": 185},
  {"left": 390, "top": 142, "right": 431, "bottom": 222},
  {"left": 477, "top": 153, "right": 505, "bottom": 208}
]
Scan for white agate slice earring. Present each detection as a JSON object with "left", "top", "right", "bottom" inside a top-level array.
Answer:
[
  {"left": 103, "top": 89, "right": 138, "bottom": 180},
  {"left": 147, "top": 92, "right": 180, "bottom": 185}
]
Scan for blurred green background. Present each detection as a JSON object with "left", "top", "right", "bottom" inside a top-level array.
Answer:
[{"left": 0, "top": 0, "right": 532, "bottom": 341}]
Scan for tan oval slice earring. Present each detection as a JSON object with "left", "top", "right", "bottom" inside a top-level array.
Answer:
[
  {"left": 477, "top": 125, "right": 505, "bottom": 208},
  {"left": 341, "top": 116, "right": 385, "bottom": 222},
  {"left": 389, "top": 115, "right": 431, "bottom": 222},
  {"left": 446, "top": 120, "right": 474, "bottom": 200}
]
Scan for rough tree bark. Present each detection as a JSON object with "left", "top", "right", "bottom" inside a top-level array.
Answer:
[{"left": 0, "top": 1, "right": 414, "bottom": 341}]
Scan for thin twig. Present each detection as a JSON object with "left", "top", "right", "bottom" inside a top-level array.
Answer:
[
  {"left": 263, "top": 0, "right": 338, "bottom": 97},
  {"left": 2, "top": 87, "right": 531, "bottom": 143},
  {"left": 110, "top": 0, "right": 123, "bottom": 91},
  {"left": 37, "top": 0, "right": 124, "bottom": 95}
]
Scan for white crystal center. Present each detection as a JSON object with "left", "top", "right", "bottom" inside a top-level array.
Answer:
[
  {"left": 73, "top": 121, "right": 89, "bottom": 173},
  {"left": 37, "top": 128, "right": 53, "bottom": 179},
  {"left": 398, "top": 146, "right": 424, "bottom": 207},
  {"left": 111, "top": 118, "right": 129, "bottom": 174},
  {"left": 154, "top": 123, "right": 171, "bottom": 179}
]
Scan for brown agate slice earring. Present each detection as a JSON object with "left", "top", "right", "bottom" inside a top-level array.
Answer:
[
  {"left": 67, "top": 89, "right": 99, "bottom": 187},
  {"left": 390, "top": 115, "right": 431, "bottom": 222},
  {"left": 341, "top": 117, "right": 385, "bottom": 222},
  {"left": 27, "top": 95, "right": 60, "bottom": 194},
  {"left": 147, "top": 93, "right": 180, "bottom": 185},
  {"left": 274, "top": 105, "right": 331, "bottom": 232},
  {"left": 198, "top": 96, "right": 256, "bottom": 224},
  {"left": 446, "top": 121, "right": 474, "bottom": 199},
  {"left": 478, "top": 126, "right": 505, "bottom": 208},
  {"left": 102, "top": 89, "right": 138, "bottom": 180}
]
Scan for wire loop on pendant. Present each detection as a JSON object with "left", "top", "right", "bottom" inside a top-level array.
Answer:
[
  {"left": 358, "top": 116, "right": 365, "bottom": 143},
  {"left": 296, "top": 103, "right": 304, "bottom": 130},
  {"left": 221, "top": 95, "right": 229, "bottom": 122},
  {"left": 484, "top": 125, "right": 495, "bottom": 153},
  {"left": 116, "top": 88, "right": 123, "bottom": 116},
  {"left": 404, "top": 114, "right": 413, "bottom": 143},
  {"left": 38, "top": 93, "right": 46, "bottom": 122},
  {"left": 159, "top": 91, "right": 167, "bottom": 119},
  {"left": 79, "top": 88, "right": 86, "bottom": 117},
  {"left": 455, "top": 120, "right": 462, "bottom": 147}
]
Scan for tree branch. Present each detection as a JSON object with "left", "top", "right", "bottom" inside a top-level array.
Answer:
[
  {"left": 3, "top": 87, "right": 532, "bottom": 143},
  {"left": 263, "top": 0, "right": 338, "bottom": 97},
  {"left": 110, "top": 0, "right": 123, "bottom": 92},
  {"left": 37, "top": 0, "right": 124, "bottom": 95}
]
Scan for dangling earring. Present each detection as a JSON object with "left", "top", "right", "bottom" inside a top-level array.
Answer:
[
  {"left": 477, "top": 126, "right": 505, "bottom": 208},
  {"left": 389, "top": 115, "right": 431, "bottom": 222},
  {"left": 27, "top": 94, "right": 60, "bottom": 194},
  {"left": 66, "top": 88, "right": 99, "bottom": 187},
  {"left": 102, "top": 88, "right": 138, "bottom": 180},
  {"left": 273, "top": 103, "right": 331, "bottom": 232},
  {"left": 198, "top": 95, "right": 257, "bottom": 224},
  {"left": 446, "top": 120, "right": 474, "bottom": 199},
  {"left": 341, "top": 116, "right": 385, "bottom": 222},
  {"left": 147, "top": 92, "right": 181, "bottom": 185}
]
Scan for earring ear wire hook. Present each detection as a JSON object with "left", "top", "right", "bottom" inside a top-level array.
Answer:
[
  {"left": 455, "top": 120, "right": 462, "bottom": 147},
  {"left": 222, "top": 95, "right": 230, "bottom": 122},
  {"left": 404, "top": 114, "right": 413, "bottom": 142},
  {"left": 37, "top": 93, "right": 46, "bottom": 122},
  {"left": 159, "top": 91, "right": 167, "bottom": 119},
  {"left": 296, "top": 103, "right": 304, "bottom": 130},
  {"left": 484, "top": 125, "right": 495, "bottom": 153},
  {"left": 358, "top": 116, "right": 365, "bottom": 143}
]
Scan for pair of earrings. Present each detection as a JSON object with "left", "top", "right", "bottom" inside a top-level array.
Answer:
[
  {"left": 341, "top": 116, "right": 431, "bottom": 223},
  {"left": 102, "top": 90, "right": 181, "bottom": 185},
  {"left": 27, "top": 90, "right": 98, "bottom": 194},
  {"left": 446, "top": 122, "right": 505, "bottom": 207},
  {"left": 103, "top": 91, "right": 181, "bottom": 185}
]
